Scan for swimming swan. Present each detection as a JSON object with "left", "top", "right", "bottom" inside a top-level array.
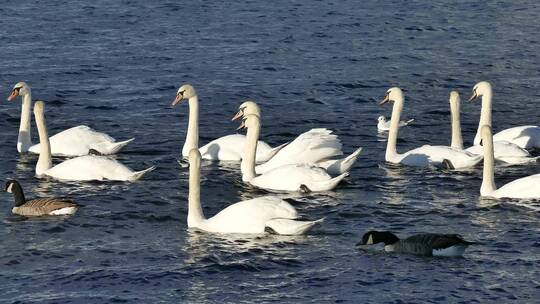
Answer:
[
  {"left": 7, "top": 82, "right": 133, "bottom": 156},
  {"left": 186, "top": 149, "right": 322, "bottom": 234},
  {"left": 480, "top": 125, "right": 540, "bottom": 199},
  {"left": 470, "top": 81, "right": 540, "bottom": 149},
  {"left": 33, "top": 101, "right": 154, "bottom": 181},
  {"left": 238, "top": 114, "right": 348, "bottom": 192},
  {"left": 171, "top": 85, "right": 285, "bottom": 162},
  {"left": 233, "top": 101, "right": 362, "bottom": 175},
  {"left": 381, "top": 87, "right": 482, "bottom": 169}
]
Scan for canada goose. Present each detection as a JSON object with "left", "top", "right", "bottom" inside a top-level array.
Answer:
[
  {"left": 358, "top": 230, "right": 474, "bottom": 257},
  {"left": 4, "top": 180, "right": 79, "bottom": 216}
]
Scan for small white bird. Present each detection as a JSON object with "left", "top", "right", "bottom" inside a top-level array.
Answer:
[
  {"left": 377, "top": 115, "right": 414, "bottom": 132},
  {"left": 377, "top": 116, "right": 414, "bottom": 132}
]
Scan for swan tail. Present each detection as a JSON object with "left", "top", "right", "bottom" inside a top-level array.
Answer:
[
  {"left": 97, "top": 138, "right": 135, "bottom": 155},
  {"left": 265, "top": 218, "right": 324, "bottom": 235},
  {"left": 265, "top": 142, "right": 289, "bottom": 160},
  {"left": 307, "top": 172, "right": 349, "bottom": 191},
  {"left": 128, "top": 165, "right": 156, "bottom": 181},
  {"left": 319, "top": 147, "right": 363, "bottom": 175}
]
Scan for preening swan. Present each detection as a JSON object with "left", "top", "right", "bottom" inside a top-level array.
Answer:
[
  {"left": 358, "top": 231, "right": 474, "bottom": 257},
  {"left": 381, "top": 87, "right": 483, "bottom": 169},
  {"left": 448, "top": 91, "right": 538, "bottom": 165},
  {"left": 4, "top": 180, "right": 79, "bottom": 216},
  {"left": 470, "top": 81, "right": 540, "bottom": 149},
  {"left": 377, "top": 116, "right": 414, "bottom": 132},
  {"left": 233, "top": 101, "right": 363, "bottom": 175},
  {"left": 239, "top": 114, "right": 348, "bottom": 192},
  {"left": 7, "top": 82, "right": 133, "bottom": 156},
  {"left": 171, "top": 85, "right": 284, "bottom": 162},
  {"left": 33, "top": 101, "right": 154, "bottom": 181},
  {"left": 186, "top": 149, "right": 322, "bottom": 234},
  {"left": 479, "top": 125, "right": 540, "bottom": 199}
]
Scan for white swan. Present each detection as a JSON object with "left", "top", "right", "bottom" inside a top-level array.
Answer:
[
  {"left": 448, "top": 91, "right": 538, "bottom": 165},
  {"left": 171, "top": 85, "right": 285, "bottom": 162},
  {"left": 239, "top": 114, "right": 348, "bottom": 192},
  {"left": 7, "top": 82, "right": 133, "bottom": 156},
  {"left": 186, "top": 149, "right": 322, "bottom": 234},
  {"left": 381, "top": 87, "right": 483, "bottom": 169},
  {"left": 377, "top": 116, "right": 414, "bottom": 132},
  {"left": 233, "top": 101, "right": 363, "bottom": 175},
  {"left": 480, "top": 125, "right": 540, "bottom": 199},
  {"left": 470, "top": 81, "right": 540, "bottom": 149},
  {"left": 33, "top": 101, "right": 154, "bottom": 181}
]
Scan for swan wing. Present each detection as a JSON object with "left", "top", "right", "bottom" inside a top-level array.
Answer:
[
  {"left": 494, "top": 174, "right": 540, "bottom": 199},
  {"left": 198, "top": 134, "right": 273, "bottom": 161},
  {"left": 251, "top": 164, "right": 343, "bottom": 192},
  {"left": 493, "top": 126, "right": 540, "bottom": 149},
  {"left": 44, "top": 155, "right": 144, "bottom": 181},
  {"left": 402, "top": 145, "right": 482, "bottom": 169},
  {"left": 256, "top": 128, "right": 343, "bottom": 173}
]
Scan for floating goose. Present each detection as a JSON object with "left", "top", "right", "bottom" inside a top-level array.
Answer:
[
  {"left": 239, "top": 114, "right": 348, "bottom": 192},
  {"left": 480, "top": 125, "right": 540, "bottom": 199},
  {"left": 233, "top": 100, "right": 363, "bottom": 175},
  {"left": 33, "top": 101, "right": 154, "bottom": 181},
  {"left": 358, "top": 230, "right": 474, "bottom": 257},
  {"left": 448, "top": 91, "right": 538, "bottom": 165},
  {"left": 380, "top": 87, "right": 483, "bottom": 169},
  {"left": 470, "top": 81, "right": 540, "bottom": 149},
  {"left": 377, "top": 116, "right": 414, "bottom": 132},
  {"left": 7, "top": 82, "right": 133, "bottom": 156},
  {"left": 4, "top": 180, "right": 79, "bottom": 216},
  {"left": 171, "top": 85, "right": 285, "bottom": 162},
  {"left": 186, "top": 149, "right": 322, "bottom": 234}
]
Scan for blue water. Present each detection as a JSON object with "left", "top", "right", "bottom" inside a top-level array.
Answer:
[{"left": 1, "top": 0, "right": 539, "bottom": 302}]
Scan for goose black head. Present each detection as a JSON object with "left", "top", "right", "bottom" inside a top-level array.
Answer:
[
  {"left": 359, "top": 231, "right": 400, "bottom": 246},
  {"left": 4, "top": 180, "right": 20, "bottom": 193}
]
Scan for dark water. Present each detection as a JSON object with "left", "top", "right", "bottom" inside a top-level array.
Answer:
[{"left": 1, "top": 0, "right": 539, "bottom": 303}]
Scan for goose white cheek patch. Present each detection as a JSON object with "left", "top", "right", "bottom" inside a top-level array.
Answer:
[{"left": 6, "top": 183, "right": 14, "bottom": 193}]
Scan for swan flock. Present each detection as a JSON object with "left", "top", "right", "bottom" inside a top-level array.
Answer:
[{"left": 3, "top": 79, "right": 539, "bottom": 254}]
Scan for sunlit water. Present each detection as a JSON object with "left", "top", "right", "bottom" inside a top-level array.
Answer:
[{"left": 1, "top": 1, "right": 539, "bottom": 303}]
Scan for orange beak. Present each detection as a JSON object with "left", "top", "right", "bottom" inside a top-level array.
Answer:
[
  {"left": 231, "top": 109, "right": 243, "bottom": 121},
  {"left": 379, "top": 94, "right": 390, "bottom": 105},
  {"left": 468, "top": 92, "right": 478, "bottom": 102},
  {"left": 171, "top": 93, "right": 183, "bottom": 107},
  {"left": 7, "top": 89, "right": 19, "bottom": 102}
]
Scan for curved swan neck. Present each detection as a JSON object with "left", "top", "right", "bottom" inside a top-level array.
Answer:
[
  {"left": 242, "top": 116, "right": 259, "bottom": 182},
  {"left": 33, "top": 102, "right": 52, "bottom": 176},
  {"left": 18, "top": 92, "right": 33, "bottom": 152},
  {"left": 386, "top": 95, "right": 403, "bottom": 161},
  {"left": 474, "top": 89, "right": 493, "bottom": 145},
  {"left": 183, "top": 96, "right": 199, "bottom": 157},
  {"left": 450, "top": 95, "right": 463, "bottom": 149},
  {"left": 481, "top": 128, "right": 496, "bottom": 196},
  {"left": 188, "top": 153, "right": 205, "bottom": 227}
]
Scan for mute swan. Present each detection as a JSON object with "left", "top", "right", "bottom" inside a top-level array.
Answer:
[
  {"left": 233, "top": 101, "right": 363, "bottom": 175},
  {"left": 239, "top": 114, "right": 348, "bottom": 192},
  {"left": 377, "top": 116, "right": 414, "bottom": 132},
  {"left": 470, "top": 81, "right": 540, "bottom": 149},
  {"left": 7, "top": 82, "right": 133, "bottom": 156},
  {"left": 358, "top": 231, "right": 474, "bottom": 257},
  {"left": 448, "top": 91, "right": 537, "bottom": 165},
  {"left": 33, "top": 101, "right": 154, "bottom": 181},
  {"left": 4, "top": 180, "right": 79, "bottom": 216},
  {"left": 479, "top": 125, "right": 540, "bottom": 199},
  {"left": 381, "top": 87, "right": 483, "bottom": 169},
  {"left": 171, "top": 85, "right": 285, "bottom": 162},
  {"left": 186, "top": 149, "right": 322, "bottom": 234}
]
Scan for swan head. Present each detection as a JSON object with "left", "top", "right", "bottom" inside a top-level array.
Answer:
[
  {"left": 468, "top": 81, "right": 491, "bottom": 102},
  {"left": 171, "top": 84, "right": 196, "bottom": 106},
  {"left": 232, "top": 100, "right": 260, "bottom": 121},
  {"left": 237, "top": 114, "right": 260, "bottom": 131},
  {"left": 449, "top": 90, "right": 460, "bottom": 105},
  {"left": 377, "top": 116, "right": 385, "bottom": 122},
  {"left": 7, "top": 81, "right": 30, "bottom": 101},
  {"left": 379, "top": 87, "right": 403, "bottom": 105},
  {"left": 358, "top": 231, "right": 400, "bottom": 246},
  {"left": 188, "top": 148, "right": 201, "bottom": 169}
]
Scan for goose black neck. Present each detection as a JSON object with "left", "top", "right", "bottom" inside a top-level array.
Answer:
[{"left": 10, "top": 181, "right": 26, "bottom": 206}]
